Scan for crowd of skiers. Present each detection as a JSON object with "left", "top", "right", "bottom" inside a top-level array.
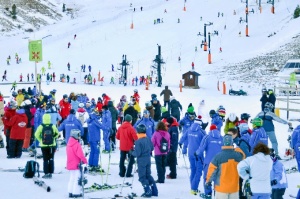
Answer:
[{"left": 1, "top": 84, "right": 300, "bottom": 198}]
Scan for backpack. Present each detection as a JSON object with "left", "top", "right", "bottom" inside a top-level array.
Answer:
[
  {"left": 23, "top": 160, "right": 40, "bottom": 178},
  {"left": 41, "top": 124, "right": 54, "bottom": 145},
  {"left": 238, "top": 139, "right": 251, "bottom": 153},
  {"left": 159, "top": 134, "right": 169, "bottom": 153}
]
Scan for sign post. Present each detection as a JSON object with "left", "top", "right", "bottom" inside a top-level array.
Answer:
[{"left": 29, "top": 40, "right": 43, "bottom": 96}]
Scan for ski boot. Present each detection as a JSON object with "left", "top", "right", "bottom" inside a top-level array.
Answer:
[
  {"left": 141, "top": 185, "right": 152, "bottom": 198},
  {"left": 102, "top": 150, "right": 110, "bottom": 154},
  {"left": 151, "top": 183, "right": 158, "bottom": 196},
  {"left": 199, "top": 193, "right": 211, "bottom": 199}
]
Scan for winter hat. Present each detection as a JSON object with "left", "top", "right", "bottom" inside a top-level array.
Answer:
[
  {"left": 187, "top": 105, "right": 194, "bottom": 114},
  {"left": 166, "top": 117, "right": 174, "bottom": 124},
  {"left": 188, "top": 103, "right": 193, "bottom": 108},
  {"left": 136, "top": 124, "right": 146, "bottom": 134},
  {"left": 210, "top": 124, "right": 217, "bottom": 131},
  {"left": 102, "top": 105, "right": 108, "bottom": 110},
  {"left": 161, "top": 106, "right": 167, "bottom": 113},
  {"left": 125, "top": 114, "right": 132, "bottom": 122},
  {"left": 223, "top": 135, "right": 233, "bottom": 146},
  {"left": 239, "top": 123, "right": 249, "bottom": 133},
  {"left": 197, "top": 115, "right": 202, "bottom": 119},
  {"left": 78, "top": 103, "right": 84, "bottom": 108},
  {"left": 70, "top": 109, "right": 76, "bottom": 114},
  {"left": 9, "top": 100, "right": 18, "bottom": 108},
  {"left": 70, "top": 129, "right": 81, "bottom": 140},
  {"left": 170, "top": 96, "right": 175, "bottom": 101},
  {"left": 86, "top": 101, "right": 91, "bottom": 105}
]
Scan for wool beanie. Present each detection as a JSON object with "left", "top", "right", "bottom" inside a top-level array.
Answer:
[
  {"left": 210, "top": 124, "right": 217, "bottom": 131},
  {"left": 187, "top": 106, "right": 194, "bottom": 114},
  {"left": 125, "top": 114, "right": 132, "bottom": 122},
  {"left": 223, "top": 135, "right": 233, "bottom": 146},
  {"left": 70, "top": 109, "right": 76, "bottom": 115}
]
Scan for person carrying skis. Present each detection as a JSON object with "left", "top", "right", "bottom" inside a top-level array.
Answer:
[
  {"left": 255, "top": 102, "right": 292, "bottom": 158},
  {"left": 34, "top": 114, "right": 59, "bottom": 178},
  {"left": 132, "top": 124, "right": 158, "bottom": 197},
  {"left": 66, "top": 129, "right": 88, "bottom": 198},
  {"left": 116, "top": 114, "right": 138, "bottom": 177}
]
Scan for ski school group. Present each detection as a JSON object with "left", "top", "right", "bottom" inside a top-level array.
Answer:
[{"left": 1, "top": 84, "right": 300, "bottom": 199}]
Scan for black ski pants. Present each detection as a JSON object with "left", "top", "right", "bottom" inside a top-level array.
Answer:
[
  {"left": 271, "top": 188, "right": 286, "bottom": 199},
  {"left": 155, "top": 155, "right": 167, "bottom": 183},
  {"left": 119, "top": 151, "right": 135, "bottom": 177},
  {"left": 167, "top": 152, "right": 177, "bottom": 178},
  {"left": 8, "top": 139, "right": 23, "bottom": 158},
  {"left": 41, "top": 147, "right": 56, "bottom": 174}
]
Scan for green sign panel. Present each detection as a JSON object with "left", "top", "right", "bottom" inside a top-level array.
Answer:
[{"left": 29, "top": 40, "right": 42, "bottom": 62}]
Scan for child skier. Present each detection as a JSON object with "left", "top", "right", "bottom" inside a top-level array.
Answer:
[
  {"left": 66, "top": 129, "right": 88, "bottom": 198},
  {"left": 132, "top": 124, "right": 158, "bottom": 197}
]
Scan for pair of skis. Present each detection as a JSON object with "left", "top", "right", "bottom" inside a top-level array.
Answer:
[
  {"left": 33, "top": 177, "right": 51, "bottom": 192},
  {"left": 85, "top": 182, "right": 131, "bottom": 193},
  {"left": 88, "top": 192, "right": 138, "bottom": 199}
]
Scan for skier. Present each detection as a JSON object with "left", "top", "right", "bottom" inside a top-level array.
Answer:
[
  {"left": 110, "top": 77, "right": 114, "bottom": 84},
  {"left": 196, "top": 124, "right": 223, "bottom": 198},
  {"left": 132, "top": 124, "right": 158, "bottom": 197},
  {"left": 292, "top": 124, "right": 300, "bottom": 172},
  {"left": 224, "top": 113, "right": 239, "bottom": 134},
  {"left": 219, "top": 47, "right": 222, "bottom": 52},
  {"left": 101, "top": 105, "right": 112, "bottom": 153},
  {"left": 151, "top": 121, "right": 170, "bottom": 183},
  {"left": 10, "top": 81, "right": 17, "bottom": 91},
  {"left": 87, "top": 112, "right": 104, "bottom": 171},
  {"left": 133, "top": 89, "right": 140, "bottom": 103},
  {"left": 160, "top": 85, "right": 173, "bottom": 110},
  {"left": 34, "top": 114, "right": 59, "bottom": 178},
  {"left": 46, "top": 73, "right": 50, "bottom": 85},
  {"left": 191, "top": 62, "right": 194, "bottom": 70},
  {"left": 27, "top": 74, "right": 30, "bottom": 82},
  {"left": 66, "top": 129, "right": 88, "bottom": 198},
  {"left": 53, "top": 72, "right": 56, "bottom": 82},
  {"left": 19, "top": 73, "right": 23, "bottom": 82},
  {"left": 134, "top": 110, "right": 155, "bottom": 139},
  {"left": 116, "top": 95, "right": 127, "bottom": 124},
  {"left": 169, "top": 97, "right": 182, "bottom": 122},
  {"left": 111, "top": 64, "right": 114, "bottom": 71},
  {"left": 260, "top": 88, "right": 268, "bottom": 111},
  {"left": 165, "top": 117, "right": 179, "bottom": 179},
  {"left": 48, "top": 61, "right": 51, "bottom": 69},
  {"left": 107, "top": 101, "right": 118, "bottom": 151},
  {"left": 1, "top": 100, "right": 17, "bottom": 155},
  {"left": 237, "top": 143, "right": 273, "bottom": 199},
  {"left": 255, "top": 102, "right": 292, "bottom": 158},
  {"left": 67, "top": 62, "right": 70, "bottom": 71},
  {"left": 93, "top": 78, "right": 96, "bottom": 85},
  {"left": 178, "top": 56, "right": 181, "bottom": 62},
  {"left": 268, "top": 89, "right": 276, "bottom": 112},
  {"left": 31, "top": 73, "right": 34, "bottom": 81},
  {"left": 5, "top": 104, "right": 28, "bottom": 158},
  {"left": 116, "top": 114, "right": 138, "bottom": 177},
  {"left": 67, "top": 75, "right": 70, "bottom": 83},
  {"left": 68, "top": 42, "right": 71, "bottom": 48},
  {"left": 209, "top": 109, "right": 223, "bottom": 131},
  {"left": 205, "top": 135, "right": 244, "bottom": 198},
  {"left": 41, "top": 66, "right": 46, "bottom": 75},
  {"left": 180, "top": 118, "right": 206, "bottom": 195},
  {"left": 74, "top": 34, "right": 77, "bottom": 39},
  {"left": 7, "top": 57, "right": 10, "bottom": 65},
  {"left": 270, "top": 149, "right": 288, "bottom": 199},
  {"left": 88, "top": 65, "right": 91, "bottom": 73},
  {"left": 141, "top": 6, "right": 143, "bottom": 11},
  {"left": 151, "top": 95, "right": 161, "bottom": 125}
]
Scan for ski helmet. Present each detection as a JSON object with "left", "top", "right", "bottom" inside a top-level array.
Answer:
[
  {"left": 151, "top": 94, "right": 157, "bottom": 99},
  {"left": 241, "top": 113, "right": 250, "bottom": 120},
  {"left": 228, "top": 113, "right": 237, "bottom": 122},
  {"left": 217, "top": 105, "right": 226, "bottom": 117},
  {"left": 70, "top": 129, "right": 81, "bottom": 140},
  {"left": 134, "top": 89, "right": 138, "bottom": 93},
  {"left": 251, "top": 117, "right": 263, "bottom": 127},
  {"left": 63, "top": 94, "right": 68, "bottom": 99},
  {"left": 136, "top": 124, "right": 146, "bottom": 133},
  {"left": 12, "top": 91, "right": 17, "bottom": 97},
  {"left": 264, "top": 102, "right": 274, "bottom": 109}
]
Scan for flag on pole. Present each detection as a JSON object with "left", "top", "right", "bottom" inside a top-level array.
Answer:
[{"left": 29, "top": 40, "right": 43, "bottom": 62}]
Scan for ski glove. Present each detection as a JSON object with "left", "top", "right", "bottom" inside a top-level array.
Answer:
[{"left": 271, "top": 179, "right": 277, "bottom": 186}]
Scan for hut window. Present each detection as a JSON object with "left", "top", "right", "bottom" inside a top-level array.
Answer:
[{"left": 190, "top": 75, "right": 193, "bottom": 79}]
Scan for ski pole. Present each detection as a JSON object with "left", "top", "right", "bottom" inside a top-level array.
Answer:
[
  {"left": 130, "top": 159, "right": 137, "bottom": 190},
  {"left": 178, "top": 147, "right": 189, "bottom": 177},
  {"left": 105, "top": 142, "right": 112, "bottom": 184},
  {"left": 120, "top": 152, "right": 132, "bottom": 195},
  {"left": 98, "top": 141, "right": 104, "bottom": 185}
]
